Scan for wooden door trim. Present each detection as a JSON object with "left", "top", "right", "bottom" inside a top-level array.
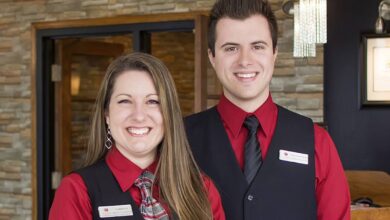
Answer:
[
  {"left": 194, "top": 15, "right": 209, "bottom": 112},
  {"left": 32, "top": 11, "right": 208, "bottom": 30},
  {"left": 31, "top": 25, "right": 37, "bottom": 220},
  {"left": 56, "top": 39, "right": 125, "bottom": 177},
  {"left": 65, "top": 40, "right": 125, "bottom": 56},
  {"left": 54, "top": 40, "right": 72, "bottom": 178}
]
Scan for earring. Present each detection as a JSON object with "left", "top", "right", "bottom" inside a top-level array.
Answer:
[{"left": 105, "top": 127, "right": 113, "bottom": 150}]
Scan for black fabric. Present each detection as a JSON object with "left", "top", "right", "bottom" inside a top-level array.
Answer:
[
  {"left": 243, "top": 116, "right": 262, "bottom": 184},
  {"left": 76, "top": 160, "right": 144, "bottom": 220},
  {"left": 185, "top": 106, "right": 317, "bottom": 220}
]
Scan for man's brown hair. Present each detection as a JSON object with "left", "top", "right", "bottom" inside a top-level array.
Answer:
[{"left": 208, "top": 0, "right": 278, "bottom": 56}]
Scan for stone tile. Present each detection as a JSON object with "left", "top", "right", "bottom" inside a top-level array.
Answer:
[
  {"left": 274, "top": 67, "right": 295, "bottom": 76},
  {"left": 297, "top": 98, "right": 321, "bottom": 110},
  {"left": 81, "top": 0, "right": 109, "bottom": 7}
]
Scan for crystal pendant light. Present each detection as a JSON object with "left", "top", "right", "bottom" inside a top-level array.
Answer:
[
  {"left": 293, "top": 2, "right": 316, "bottom": 57},
  {"left": 293, "top": 0, "right": 327, "bottom": 57}
]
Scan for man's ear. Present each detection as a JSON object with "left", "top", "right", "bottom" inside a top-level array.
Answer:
[
  {"left": 273, "top": 46, "right": 278, "bottom": 61},
  {"left": 208, "top": 49, "right": 216, "bottom": 68}
]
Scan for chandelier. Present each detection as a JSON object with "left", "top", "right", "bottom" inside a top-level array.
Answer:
[{"left": 283, "top": 0, "right": 327, "bottom": 57}]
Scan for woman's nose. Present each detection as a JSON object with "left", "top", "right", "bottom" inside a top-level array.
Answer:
[{"left": 131, "top": 103, "right": 146, "bottom": 122}]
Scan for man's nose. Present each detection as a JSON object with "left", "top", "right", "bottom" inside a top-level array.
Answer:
[{"left": 238, "top": 49, "right": 254, "bottom": 67}]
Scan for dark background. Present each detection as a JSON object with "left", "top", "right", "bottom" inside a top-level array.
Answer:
[{"left": 325, "top": 0, "right": 390, "bottom": 173}]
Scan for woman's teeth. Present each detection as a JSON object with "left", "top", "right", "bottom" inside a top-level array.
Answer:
[{"left": 127, "top": 127, "right": 150, "bottom": 135}]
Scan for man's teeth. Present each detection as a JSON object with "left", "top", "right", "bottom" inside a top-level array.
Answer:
[
  {"left": 236, "top": 72, "right": 256, "bottom": 78},
  {"left": 128, "top": 128, "right": 150, "bottom": 135}
]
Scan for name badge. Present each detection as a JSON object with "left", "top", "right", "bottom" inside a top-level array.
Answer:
[
  {"left": 279, "top": 149, "right": 308, "bottom": 165},
  {"left": 98, "top": 204, "right": 133, "bottom": 218}
]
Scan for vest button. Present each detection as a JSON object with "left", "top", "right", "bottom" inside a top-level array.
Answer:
[{"left": 247, "top": 194, "right": 254, "bottom": 201}]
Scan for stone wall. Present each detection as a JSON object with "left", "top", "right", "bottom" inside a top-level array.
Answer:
[{"left": 0, "top": 0, "right": 323, "bottom": 219}]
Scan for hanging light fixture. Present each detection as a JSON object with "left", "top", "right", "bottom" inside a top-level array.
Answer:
[
  {"left": 375, "top": 0, "right": 390, "bottom": 33},
  {"left": 293, "top": 1, "right": 316, "bottom": 57},
  {"left": 283, "top": 0, "right": 327, "bottom": 57}
]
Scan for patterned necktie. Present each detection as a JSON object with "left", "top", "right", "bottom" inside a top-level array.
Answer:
[
  {"left": 243, "top": 115, "right": 263, "bottom": 184},
  {"left": 134, "top": 171, "right": 169, "bottom": 220}
]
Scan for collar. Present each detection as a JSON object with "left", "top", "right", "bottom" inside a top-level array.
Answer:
[
  {"left": 217, "top": 93, "right": 277, "bottom": 138},
  {"left": 106, "top": 146, "right": 158, "bottom": 192}
]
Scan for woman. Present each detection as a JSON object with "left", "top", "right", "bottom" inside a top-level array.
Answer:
[{"left": 49, "top": 52, "right": 225, "bottom": 220}]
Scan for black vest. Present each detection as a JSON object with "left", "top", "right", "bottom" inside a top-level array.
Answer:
[
  {"left": 76, "top": 160, "right": 144, "bottom": 220},
  {"left": 185, "top": 106, "right": 317, "bottom": 220}
]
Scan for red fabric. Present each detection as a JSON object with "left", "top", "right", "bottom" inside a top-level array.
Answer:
[
  {"left": 49, "top": 147, "right": 225, "bottom": 220},
  {"left": 217, "top": 94, "right": 351, "bottom": 220}
]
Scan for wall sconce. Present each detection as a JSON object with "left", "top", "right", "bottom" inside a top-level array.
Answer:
[
  {"left": 375, "top": 0, "right": 390, "bottom": 34},
  {"left": 283, "top": 0, "right": 327, "bottom": 57},
  {"left": 71, "top": 72, "right": 80, "bottom": 96}
]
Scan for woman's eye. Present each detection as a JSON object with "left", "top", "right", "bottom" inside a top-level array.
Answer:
[
  {"left": 118, "top": 99, "right": 130, "bottom": 104},
  {"left": 147, "top": 99, "right": 160, "bottom": 105}
]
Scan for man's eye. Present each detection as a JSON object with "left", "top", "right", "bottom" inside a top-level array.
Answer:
[
  {"left": 253, "top": 45, "right": 265, "bottom": 50},
  {"left": 225, "top": 47, "right": 237, "bottom": 52}
]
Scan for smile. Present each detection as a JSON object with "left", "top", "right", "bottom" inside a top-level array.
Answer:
[
  {"left": 127, "top": 127, "right": 150, "bottom": 136},
  {"left": 234, "top": 72, "right": 258, "bottom": 79}
]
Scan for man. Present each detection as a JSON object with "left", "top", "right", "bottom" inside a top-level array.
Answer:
[{"left": 185, "top": 0, "right": 351, "bottom": 219}]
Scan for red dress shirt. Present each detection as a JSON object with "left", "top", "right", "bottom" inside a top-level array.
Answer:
[
  {"left": 49, "top": 147, "right": 225, "bottom": 220},
  {"left": 217, "top": 94, "right": 350, "bottom": 220}
]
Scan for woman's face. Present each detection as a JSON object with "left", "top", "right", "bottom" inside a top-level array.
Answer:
[{"left": 105, "top": 70, "right": 164, "bottom": 167}]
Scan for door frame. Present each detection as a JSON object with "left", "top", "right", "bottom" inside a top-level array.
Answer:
[
  {"left": 31, "top": 11, "right": 209, "bottom": 220},
  {"left": 55, "top": 39, "right": 125, "bottom": 178}
]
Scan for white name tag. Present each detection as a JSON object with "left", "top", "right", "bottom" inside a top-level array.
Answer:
[
  {"left": 98, "top": 204, "right": 133, "bottom": 218},
  {"left": 279, "top": 149, "right": 308, "bottom": 165}
]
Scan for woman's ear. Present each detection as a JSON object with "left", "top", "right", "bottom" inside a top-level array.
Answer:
[{"left": 105, "top": 111, "right": 110, "bottom": 126}]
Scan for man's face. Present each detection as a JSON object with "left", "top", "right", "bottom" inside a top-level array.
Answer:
[{"left": 209, "top": 14, "right": 277, "bottom": 112}]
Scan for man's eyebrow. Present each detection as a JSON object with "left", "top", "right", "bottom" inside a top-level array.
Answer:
[
  {"left": 220, "top": 41, "right": 269, "bottom": 48},
  {"left": 252, "top": 40, "right": 269, "bottom": 45},
  {"left": 220, "top": 42, "right": 239, "bottom": 48}
]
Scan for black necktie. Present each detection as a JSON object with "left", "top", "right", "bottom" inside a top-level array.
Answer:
[{"left": 243, "top": 115, "right": 262, "bottom": 184}]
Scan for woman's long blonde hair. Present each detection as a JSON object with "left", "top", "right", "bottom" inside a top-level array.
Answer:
[{"left": 85, "top": 52, "right": 212, "bottom": 220}]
